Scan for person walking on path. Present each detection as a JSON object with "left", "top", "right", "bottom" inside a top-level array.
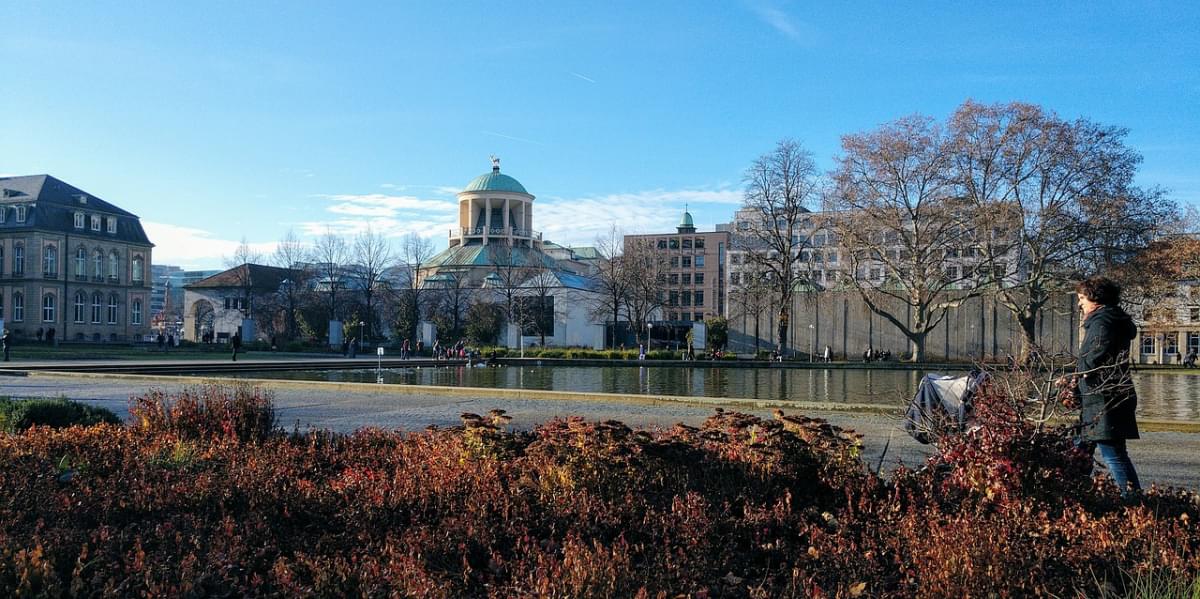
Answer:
[
  {"left": 349, "top": 337, "right": 358, "bottom": 359},
  {"left": 1071, "top": 276, "right": 1141, "bottom": 499},
  {"left": 1184, "top": 349, "right": 1198, "bottom": 368},
  {"left": 823, "top": 345, "right": 832, "bottom": 363},
  {"left": 231, "top": 331, "right": 242, "bottom": 362},
  {"left": 2, "top": 329, "right": 10, "bottom": 362}
]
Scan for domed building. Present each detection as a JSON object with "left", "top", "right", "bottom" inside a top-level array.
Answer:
[{"left": 417, "top": 159, "right": 604, "bottom": 349}]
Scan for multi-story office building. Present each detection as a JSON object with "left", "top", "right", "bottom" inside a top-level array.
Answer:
[
  {"left": 624, "top": 209, "right": 729, "bottom": 323},
  {"left": 0, "top": 175, "right": 153, "bottom": 341}
]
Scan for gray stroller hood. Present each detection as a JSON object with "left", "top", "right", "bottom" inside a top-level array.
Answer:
[{"left": 904, "top": 370, "right": 988, "bottom": 444}]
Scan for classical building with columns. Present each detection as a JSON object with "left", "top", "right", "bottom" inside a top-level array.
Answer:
[
  {"left": 0, "top": 175, "right": 153, "bottom": 342},
  {"left": 419, "top": 159, "right": 603, "bottom": 348}
]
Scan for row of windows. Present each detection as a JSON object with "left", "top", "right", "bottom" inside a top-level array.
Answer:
[
  {"left": 663, "top": 290, "right": 705, "bottom": 307},
  {"left": 0, "top": 205, "right": 28, "bottom": 224},
  {"left": 0, "top": 243, "right": 144, "bottom": 282},
  {"left": 73, "top": 212, "right": 119, "bottom": 234},
  {"left": 0, "top": 292, "right": 142, "bottom": 325},
  {"left": 665, "top": 312, "right": 708, "bottom": 322},
  {"left": 668, "top": 255, "right": 706, "bottom": 269},
  {"left": 655, "top": 237, "right": 707, "bottom": 250},
  {"left": 1141, "top": 332, "right": 1200, "bottom": 355},
  {"left": 666, "top": 273, "right": 705, "bottom": 286}
]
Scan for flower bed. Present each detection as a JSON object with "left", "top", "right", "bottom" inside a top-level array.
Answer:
[{"left": 0, "top": 385, "right": 1196, "bottom": 596}]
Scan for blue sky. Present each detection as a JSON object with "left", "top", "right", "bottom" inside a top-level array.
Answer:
[{"left": 2, "top": 1, "right": 1197, "bottom": 269}]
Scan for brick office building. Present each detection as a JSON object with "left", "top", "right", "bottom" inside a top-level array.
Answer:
[{"left": 624, "top": 209, "right": 730, "bottom": 324}]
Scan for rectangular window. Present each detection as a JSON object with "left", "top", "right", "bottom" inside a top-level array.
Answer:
[
  {"left": 15, "top": 206, "right": 26, "bottom": 223},
  {"left": 730, "top": 272, "right": 740, "bottom": 285},
  {"left": 695, "top": 312, "right": 704, "bottom": 322},
  {"left": 695, "top": 291, "right": 704, "bottom": 306},
  {"left": 1191, "top": 307, "right": 1199, "bottom": 322},
  {"left": 695, "top": 273, "right": 704, "bottom": 285},
  {"left": 670, "top": 256, "right": 679, "bottom": 268},
  {"left": 1164, "top": 333, "right": 1179, "bottom": 355},
  {"left": 681, "top": 291, "right": 691, "bottom": 306},
  {"left": 682, "top": 238, "right": 692, "bottom": 249},
  {"left": 1189, "top": 332, "right": 1200, "bottom": 354},
  {"left": 694, "top": 238, "right": 705, "bottom": 249},
  {"left": 680, "top": 313, "right": 690, "bottom": 322},
  {"left": 731, "top": 254, "right": 742, "bottom": 265},
  {"left": 657, "top": 239, "right": 667, "bottom": 249},
  {"left": 0, "top": 207, "right": 5, "bottom": 223},
  {"left": 91, "top": 215, "right": 101, "bottom": 231},
  {"left": 945, "top": 266, "right": 959, "bottom": 280},
  {"left": 737, "top": 221, "right": 750, "bottom": 231},
  {"left": 13, "top": 294, "right": 23, "bottom": 322},
  {"left": 1141, "top": 334, "right": 1155, "bottom": 355},
  {"left": 107, "top": 218, "right": 117, "bottom": 234},
  {"left": 668, "top": 273, "right": 679, "bottom": 285},
  {"left": 669, "top": 238, "right": 679, "bottom": 249},
  {"left": 695, "top": 255, "right": 704, "bottom": 267},
  {"left": 74, "top": 213, "right": 85, "bottom": 228},
  {"left": 682, "top": 257, "right": 691, "bottom": 268},
  {"left": 827, "top": 251, "right": 838, "bottom": 264},
  {"left": 668, "top": 291, "right": 678, "bottom": 306},
  {"left": 682, "top": 274, "right": 691, "bottom": 285},
  {"left": 14, "top": 246, "right": 24, "bottom": 275}
]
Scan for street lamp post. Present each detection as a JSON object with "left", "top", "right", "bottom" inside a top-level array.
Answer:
[
  {"left": 808, "top": 324, "right": 815, "bottom": 363},
  {"left": 647, "top": 322, "right": 653, "bottom": 352}
]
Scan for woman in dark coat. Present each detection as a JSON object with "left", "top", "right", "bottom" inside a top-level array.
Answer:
[{"left": 1073, "top": 276, "right": 1140, "bottom": 497}]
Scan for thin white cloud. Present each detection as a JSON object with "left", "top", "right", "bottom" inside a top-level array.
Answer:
[
  {"left": 570, "top": 71, "right": 597, "bottom": 84},
  {"left": 536, "top": 188, "right": 743, "bottom": 246},
  {"left": 143, "top": 221, "right": 279, "bottom": 269},
  {"left": 295, "top": 192, "right": 459, "bottom": 240},
  {"left": 748, "top": 2, "right": 820, "bottom": 46}
]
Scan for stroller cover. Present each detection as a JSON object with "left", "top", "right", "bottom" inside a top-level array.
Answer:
[{"left": 904, "top": 370, "right": 988, "bottom": 444}]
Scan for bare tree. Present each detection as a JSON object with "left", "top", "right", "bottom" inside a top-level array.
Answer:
[
  {"left": 520, "top": 268, "right": 565, "bottom": 347},
  {"left": 310, "top": 228, "right": 349, "bottom": 331},
  {"left": 225, "top": 237, "right": 264, "bottom": 324},
  {"left": 741, "top": 139, "right": 823, "bottom": 356},
  {"left": 621, "top": 237, "right": 668, "bottom": 346},
  {"left": 948, "top": 100, "right": 1177, "bottom": 361},
  {"left": 349, "top": 225, "right": 395, "bottom": 342},
  {"left": 827, "top": 114, "right": 979, "bottom": 362},
  {"left": 428, "top": 269, "right": 473, "bottom": 341},
  {"left": 485, "top": 244, "right": 537, "bottom": 345},
  {"left": 589, "top": 225, "right": 630, "bottom": 349},
  {"left": 395, "top": 232, "right": 436, "bottom": 343},
  {"left": 271, "top": 229, "right": 309, "bottom": 341},
  {"left": 729, "top": 260, "right": 775, "bottom": 354}
]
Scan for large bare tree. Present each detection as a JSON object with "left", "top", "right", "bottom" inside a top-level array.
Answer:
[
  {"left": 271, "top": 229, "right": 309, "bottom": 341},
  {"left": 948, "top": 100, "right": 1176, "bottom": 361},
  {"left": 310, "top": 228, "right": 349, "bottom": 331},
  {"left": 741, "top": 139, "right": 823, "bottom": 356},
  {"left": 394, "top": 232, "right": 436, "bottom": 343},
  {"left": 728, "top": 259, "right": 775, "bottom": 354},
  {"left": 621, "top": 237, "right": 667, "bottom": 347},
  {"left": 224, "top": 237, "right": 264, "bottom": 325},
  {"left": 349, "top": 225, "right": 395, "bottom": 342},
  {"left": 589, "top": 225, "right": 630, "bottom": 349},
  {"left": 485, "top": 244, "right": 537, "bottom": 345},
  {"left": 828, "top": 114, "right": 979, "bottom": 362}
]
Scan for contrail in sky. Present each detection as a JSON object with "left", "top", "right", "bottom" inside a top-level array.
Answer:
[
  {"left": 481, "top": 130, "right": 545, "bottom": 145},
  {"left": 570, "top": 71, "right": 597, "bottom": 83}
]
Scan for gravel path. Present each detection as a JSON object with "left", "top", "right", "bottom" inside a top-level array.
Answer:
[{"left": 5, "top": 373, "right": 1197, "bottom": 490}]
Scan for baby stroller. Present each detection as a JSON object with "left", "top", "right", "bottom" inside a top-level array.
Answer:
[{"left": 904, "top": 370, "right": 989, "bottom": 444}]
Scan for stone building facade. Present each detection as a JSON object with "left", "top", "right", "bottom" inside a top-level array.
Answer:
[
  {"left": 0, "top": 175, "right": 153, "bottom": 342},
  {"left": 623, "top": 210, "right": 730, "bottom": 323}
]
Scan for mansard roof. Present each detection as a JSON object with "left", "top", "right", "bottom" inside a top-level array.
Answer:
[
  {"left": 185, "top": 263, "right": 297, "bottom": 291},
  {"left": 0, "top": 174, "right": 153, "bottom": 246}
]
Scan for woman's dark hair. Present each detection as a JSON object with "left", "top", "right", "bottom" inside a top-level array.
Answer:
[{"left": 1075, "top": 276, "right": 1122, "bottom": 306}]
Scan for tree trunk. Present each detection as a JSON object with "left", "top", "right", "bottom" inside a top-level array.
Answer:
[
  {"left": 1018, "top": 311, "right": 1038, "bottom": 365},
  {"left": 777, "top": 305, "right": 790, "bottom": 356},
  {"left": 754, "top": 316, "right": 761, "bottom": 354},
  {"left": 908, "top": 332, "right": 926, "bottom": 363}
]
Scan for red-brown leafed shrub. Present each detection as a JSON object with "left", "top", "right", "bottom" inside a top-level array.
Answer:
[
  {"left": 129, "top": 384, "right": 277, "bottom": 444},
  {"left": 0, "top": 386, "right": 1195, "bottom": 597}
]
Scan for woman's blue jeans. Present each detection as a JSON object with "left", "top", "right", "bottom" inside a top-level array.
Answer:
[{"left": 1094, "top": 440, "right": 1141, "bottom": 498}]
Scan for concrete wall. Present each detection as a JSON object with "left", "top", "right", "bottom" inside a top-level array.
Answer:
[{"left": 729, "top": 290, "right": 1081, "bottom": 361}]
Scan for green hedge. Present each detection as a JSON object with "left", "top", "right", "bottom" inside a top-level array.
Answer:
[{"left": 0, "top": 397, "right": 122, "bottom": 433}]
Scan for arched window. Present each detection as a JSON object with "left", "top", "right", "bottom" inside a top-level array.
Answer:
[
  {"left": 43, "top": 245, "right": 57, "bottom": 276},
  {"left": 13, "top": 292, "right": 24, "bottom": 322},
  {"left": 14, "top": 244, "right": 24, "bottom": 275},
  {"left": 75, "top": 247, "right": 87, "bottom": 278},
  {"left": 91, "top": 292, "right": 103, "bottom": 324},
  {"left": 107, "top": 293, "right": 119, "bottom": 324},
  {"left": 108, "top": 252, "right": 119, "bottom": 281},
  {"left": 93, "top": 250, "right": 103, "bottom": 278},
  {"left": 42, "top": 294, "right": 55, "bottom": 322},
  {"left": 132, "top": 256, "right": 144, "bottom": 283},
  {"left": 74, "top": 291, "right": 86, "bottom": 323},
  {"left": 131, "top": 299, "right": 142, "bottom": 325}
]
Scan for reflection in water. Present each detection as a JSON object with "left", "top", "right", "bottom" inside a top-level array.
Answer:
[{"left": 222, "top": 366, "right": 1198, "bottom": 421}]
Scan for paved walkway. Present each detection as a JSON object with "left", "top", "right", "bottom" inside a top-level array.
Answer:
[{"left": 4, "top": 372, "right": 1197, "bottom": 490}]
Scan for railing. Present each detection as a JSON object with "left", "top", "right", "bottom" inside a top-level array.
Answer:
[
  {"left": 43, "top": 271, "right": 58, "bottom": 279},
  {"left": 451, "top": 226, "right": 542, "bottom": 240}
]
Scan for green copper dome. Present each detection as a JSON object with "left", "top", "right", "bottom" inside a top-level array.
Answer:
[
  {"left": 679, "top": 209, "right": 694, "bottom": 228},
  {"left": 464, "top": 166, "right": 529, "bottom": 194}
]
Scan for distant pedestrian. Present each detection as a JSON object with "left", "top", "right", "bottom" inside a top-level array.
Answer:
[
  {"left": 349, "top": 337, "right": 358, "bottom": 359},
  {"left": 638, "top": 344, "right": 646, "bottom": 360},
  {"left": 416, "top": 340, "right": 424, "bottom": 357},
  {"left": 1184, "top": 349, "right": 1198, "bottom": 368},
  {"left": 36, "top": 327, "right": 44, "bottom": 342},
  {"left": 231, "top": 331, "right": 242, "bottom": 362},
  {"left": 823, "top": 345, "right": 832, "bottom": 363},
  {"left": 157, "top": 334, "right": 165, "bottom": 352},
  {"left": 2, "top": 329, "right": 10, "bottom": 362},
  {"left": 167, "top": 334, "right": 174, "bottom": 351},
  {"left": 341, "top": 338, "right": 350, "bottom": 358},
  {"left": 401, "top": 339, "right": 410, "bottom": 359}
]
